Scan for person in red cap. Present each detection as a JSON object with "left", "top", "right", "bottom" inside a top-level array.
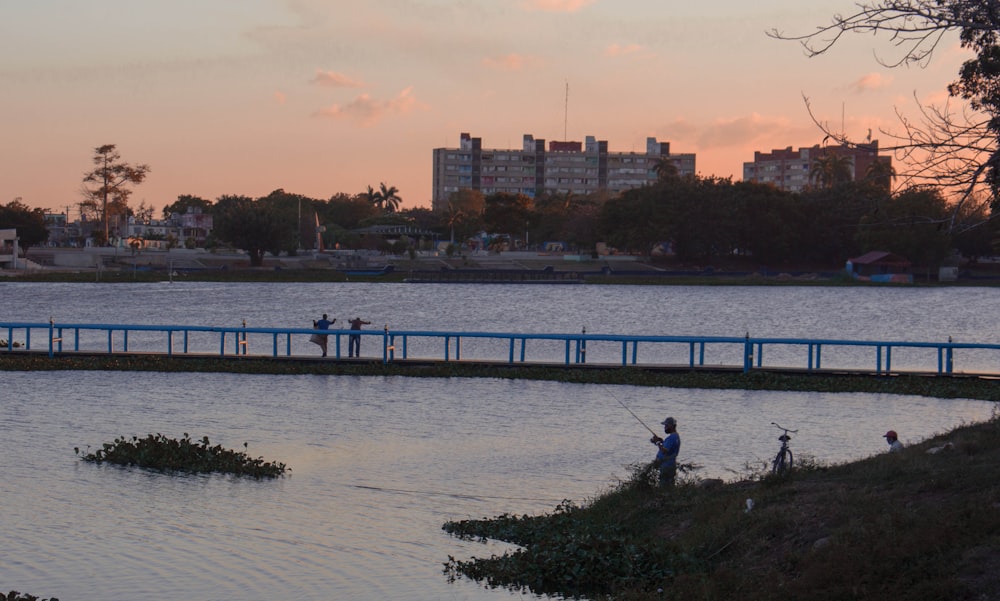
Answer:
[{"left": 884, "top": 430, "right": 903, "bottom": 453}]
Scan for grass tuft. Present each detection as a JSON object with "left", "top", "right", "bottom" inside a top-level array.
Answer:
[{"left": 444, "top": 414, "right": 1000, "bottom": 600}]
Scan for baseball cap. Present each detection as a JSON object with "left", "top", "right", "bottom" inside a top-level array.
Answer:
[
  {"left": 661, "top": 417, "right": 676, "bottom": 426},
  {"left": 884, "top": 430, "right": 897, "bottom": 439}
]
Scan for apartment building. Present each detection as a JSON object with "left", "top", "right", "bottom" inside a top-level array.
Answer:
[
  {"left": 742, "top": 140, "right": 890, "bottom": 192},
  {"left": 431, "top": 132, "right": 696, "bottom": 211}
]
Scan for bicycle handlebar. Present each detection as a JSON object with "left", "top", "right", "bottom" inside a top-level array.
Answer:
[{"left": 771, "top": 421, "right": 798, "bottom": 435}]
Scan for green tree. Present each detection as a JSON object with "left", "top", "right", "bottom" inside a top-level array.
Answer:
[
  {"left": 796, "top": 182, "right": 880, "bottom": 264},
  {"left": 81, "top": 144, "right": 150, "bottom": 243},
  {"left": 443, "top": 189, "right": 485, "bottom": 243},
  {"left": 666, "top": 176, "right": 741, "bottom": 262},
  {"left": 951, "top": 194, "right": 998, "bottom": 260},
  {"left": 483, "top": 193, "right": 533, "bottom": 246},
  {"left": 163, "top": 195, "right": 212, "bottom": 219},
  {"left": 321, "top": 193, "right": 379, "bottom": 231},
  {"left": 599, "top": 187, "right": 668, "bottom": 256},
  {"left": 0, "top": 198, "right": 49, "bottom": 252},
  {"left": 855, "top": 186, "right": 952, "bottom": 270},
  {"left": 133, "top": 200, "right": 155, "bottom": 224},
  {"left": 733, "top": 181, "right": 800, "bottom": 265},
  {"left": 211, "top": 195, "right": 293, "bottom": 266},
  {"left": 260, "top": 189, "right": 318, "bottom": 253}
]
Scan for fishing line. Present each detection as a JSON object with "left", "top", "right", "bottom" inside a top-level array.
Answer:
[
  {"left": 605, "top": 386, "right": 659, "bottom": 438},
  {"left": 343, "top": 483, "right": 568, "bottom": 503}
]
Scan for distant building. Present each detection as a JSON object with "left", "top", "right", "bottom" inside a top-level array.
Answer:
[
  {"left": 742, "top": 140, "right": 891, "bottom": 192},
  {"left": 431, "top": 133, "right": 696, "bottom": 211},
  {"left": 0, "top": 228, "right": 18, "bottom": 268},
  {"left": 43, "top": 212, "right": 79, "bottom": 247},
  {"left": 174, "top": 207, "right": 213, "bottom": 247}
]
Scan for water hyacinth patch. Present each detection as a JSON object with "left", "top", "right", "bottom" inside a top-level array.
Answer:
[
  {"left": 1, "top": 592, "right": 58, "bottom": 601},
  {"left": 76, "top": 433, "right": 288, "bottom": 479}
]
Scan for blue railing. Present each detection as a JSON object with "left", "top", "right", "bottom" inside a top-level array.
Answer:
[{"left": 1, "top": 320, "right": 998, "bottom": 376}]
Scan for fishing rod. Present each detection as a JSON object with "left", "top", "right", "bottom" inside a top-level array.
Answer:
[{"left": 608, "top": 388, "right": 660, "bottom": 438}]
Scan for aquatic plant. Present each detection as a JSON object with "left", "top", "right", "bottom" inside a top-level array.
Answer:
[
  {"left": 1, "top": 592, "right": 58, "bottom": 601},
  {"left": 76, "top": 433, "right": 288, "bottom": 479},
  {"left": 444, "top": 414, "right": 1000, "bottom": 600}
]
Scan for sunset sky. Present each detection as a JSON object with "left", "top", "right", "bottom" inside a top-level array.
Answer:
[{"left": 1, "top": 0, "right": 971, "bottom": 217}]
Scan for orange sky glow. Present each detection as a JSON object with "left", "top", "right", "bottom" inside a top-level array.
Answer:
[{"left": 0, "top": 0, "right": 971, "bottom": 217}]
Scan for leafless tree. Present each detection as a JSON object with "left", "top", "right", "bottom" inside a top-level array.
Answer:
[{"left": 770, "top": 0, "right": 1000, "bottom": 234}]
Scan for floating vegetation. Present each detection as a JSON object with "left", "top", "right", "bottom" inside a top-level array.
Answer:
[
  {"left": 1, "top": 592, "right": 58, "bottom": 601},
  {"left": 76, "top": 433, "right": 288, "bottom": 479}
]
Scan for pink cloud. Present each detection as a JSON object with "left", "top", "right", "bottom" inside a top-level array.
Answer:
[
  {"left": 482, "top": 53, "right": 540, "bottom": 71},
  {"left": 521, "top": 0, "right": 595, "bottom": 12},
  {"left": 315, "top": 87, "right": 424, "bottom": 126},
  {"left": 850, "top": 72, "right": 894, "bottom": 93},
  {"left": 311, "top": 70, "right": 365, "bottom": 88},
  {"left": 605, "top": 43, "right": 643, "bottom": 58},
  {"left": 659, "top": 113, "right": 815, "bottom": 151},
  {"left": 274, "top": 91, "right": 287, "bottom": 105}
]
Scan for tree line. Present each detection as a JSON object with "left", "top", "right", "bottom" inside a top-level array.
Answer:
[{"left": 3, "top": 160, "right": 998, "bottom": 269}]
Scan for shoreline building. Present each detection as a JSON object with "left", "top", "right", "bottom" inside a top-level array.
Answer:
[
  {"left": 432, "top": 133, "right": 695, "bottom": 211},
  {"left": 742, "top": 140, "right": 891, "bottom": 192}
]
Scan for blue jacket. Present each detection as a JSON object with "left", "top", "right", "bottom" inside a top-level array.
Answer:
[{"left": 656, "top": 433, "right": 680, "bottom": 468}]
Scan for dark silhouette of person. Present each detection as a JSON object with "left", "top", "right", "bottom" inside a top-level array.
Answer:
[
  {"left": 348, "top": 317, "right": 371, "bottom": 357},
  {"left": 312, "top": 313, "right": 334, "bottom": 357}
]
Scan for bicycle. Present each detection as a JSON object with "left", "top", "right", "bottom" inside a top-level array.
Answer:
[{"left": 771, "top": 422, "right": 797, "bottom": 475}]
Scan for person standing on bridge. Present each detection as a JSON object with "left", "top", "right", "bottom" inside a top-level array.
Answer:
[
  {"left": 311, "top": 313, "right": 334, "bottom": 357},
  {"left": 348, "top": 317, "right": 371, "bottom": 358},
  {"left": 650, "top": 416, "right": 681, "bottom": 488}
]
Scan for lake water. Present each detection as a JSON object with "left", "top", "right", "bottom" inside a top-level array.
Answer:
[{"left": 1, "top": 282, "right": 998, "bottom": 600}]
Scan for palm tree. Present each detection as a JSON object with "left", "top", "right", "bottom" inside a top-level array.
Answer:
[
  {"left": 364, "top": 185, "right": 381, "bottom": 210},
  {"left": 379, "top": 182, "right": 402, "bottom": 213},
  {"left": 445, "top": 200, "right": 464, "bottom": 243},
  {"left": 809, "top": 152, "right": 854, "bottom": 188},
  {"left": 653, "top": 157, "right": 679, "bottom": 183},
  {"left": 864, "top": 158, "right": 896, "bottom": 191}
]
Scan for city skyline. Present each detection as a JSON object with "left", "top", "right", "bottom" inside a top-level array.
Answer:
[{"left": 1, "top": 0, "right": 971, "bottom": 216}]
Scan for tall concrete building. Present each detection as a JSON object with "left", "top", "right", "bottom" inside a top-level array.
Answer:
[
  {"left": 742, "top": 140, "right": 890, "bottom": 192},
  {"left": 431, "top": 133, "right": 696, "bottom": 211}
]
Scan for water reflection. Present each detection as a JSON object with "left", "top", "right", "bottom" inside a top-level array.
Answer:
[{"left": 0, "top": 370, "right": 993, "bottom": 600}]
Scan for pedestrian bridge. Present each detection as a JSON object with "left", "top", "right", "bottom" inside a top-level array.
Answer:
[{"left": 2, "top": 319, "right": 998, "bottom": 378}]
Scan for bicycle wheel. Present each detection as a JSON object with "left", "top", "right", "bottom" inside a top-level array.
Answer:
[{"left": 771, "top": 450, "right": 786, "bottom": 474}]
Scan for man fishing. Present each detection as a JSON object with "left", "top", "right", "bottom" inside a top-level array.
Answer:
[{"left": 650, "top": 416, "right": 681, "bottom": 488}]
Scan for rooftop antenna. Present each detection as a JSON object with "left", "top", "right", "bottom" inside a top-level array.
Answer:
[{"left": 564, "top": 80, "right": 569, "bottom": 141}]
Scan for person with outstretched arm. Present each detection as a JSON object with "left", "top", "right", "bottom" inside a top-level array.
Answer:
[
  {"left": 311, "top": 313, "right": 335, "bottom": 357},
  {"left": 650, "top": 416, "right": 681, "bottom": 488},
  {"left": 347, "top": 317, "right": 371, "bottom": 358}
]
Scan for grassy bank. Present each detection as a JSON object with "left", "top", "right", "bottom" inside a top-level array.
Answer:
[
  {"left": 444, "top": 415, "right": 1000, "bottom": 600},
  {"left": 0, "top": 353, "right": 998, "bottom": 402}
]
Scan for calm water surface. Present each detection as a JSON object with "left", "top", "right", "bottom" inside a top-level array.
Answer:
[
  {"left": 4, "top": 281, "right": 1000, "bottom": 370},
  {"left": 1, "top": 282, "right": 998, "bottom": 600}
]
